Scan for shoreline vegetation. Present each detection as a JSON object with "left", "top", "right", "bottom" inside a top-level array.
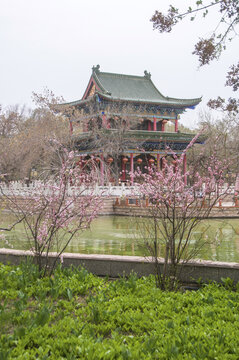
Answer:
[{"left": 1, "top": 262, "right": 239, "bottom": 359}]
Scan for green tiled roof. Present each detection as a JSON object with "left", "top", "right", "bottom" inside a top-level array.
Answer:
[
  {"left": 92, "top": 66, "right": 201, "bottom": 107},
  {"left": 63, "top": 65, "right": 202, "bottom": 108},
  {"left": 93, "top": 68, "right": 201, "bottom": 107},
  {"left": 95, "top": 71, "right": 164, "bottom": 102}
]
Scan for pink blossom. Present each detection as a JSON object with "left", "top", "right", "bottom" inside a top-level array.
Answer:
[{"left": 1, "top": 149, "right": 104, "bottom": 275}]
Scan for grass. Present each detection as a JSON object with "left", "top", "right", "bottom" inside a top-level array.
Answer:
[{"left": 1, "top": 261, "right": 239, "bottom": 359}]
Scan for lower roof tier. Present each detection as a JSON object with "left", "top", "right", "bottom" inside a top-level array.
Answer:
[{"left": 74, "top": 129, "right": 204, "bottom": 153}]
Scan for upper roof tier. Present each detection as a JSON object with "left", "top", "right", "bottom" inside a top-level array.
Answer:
[{"left": 64, "top": 65, "right": 202, "bottom": 108}]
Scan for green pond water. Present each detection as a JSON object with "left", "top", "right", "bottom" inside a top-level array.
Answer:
[{"left": 1, "top": 215, "right": 239, "bottom": 262}]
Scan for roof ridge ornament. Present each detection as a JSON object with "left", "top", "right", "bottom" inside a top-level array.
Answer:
[
  {"left": 144, "top": 70, "right": 151, "bottom": 79},
  {"left": 92, "top": 64, "right": 100, "bottom": 74}
]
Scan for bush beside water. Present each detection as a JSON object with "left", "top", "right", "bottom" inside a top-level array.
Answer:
[{"left": 1, "top": 262, "right": 239, "bottom": 359}]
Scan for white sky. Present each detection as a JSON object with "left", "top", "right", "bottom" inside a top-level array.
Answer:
[{"left": 0, "top": 0, "right": 238, "bottom": 128}]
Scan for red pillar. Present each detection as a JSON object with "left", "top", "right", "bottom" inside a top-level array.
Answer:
[
  {"left": 175, "top": 118, "right": 178, "bottom": 132},
  {"left": 122, "top": 157, "right": 126, "bottom": 181},
  {"left": 100, "top": 154, "right": 104, "bottom": 186},
  {"left": 147, "top": 120, "right": 152, "bottom": 131},
  {"left": 183, "top": 154, "right": 187, "bottom": 185},
  {"left": 153, "top": 117, "right": 157, "bottom": 131},
  {"left": 102, "top": 113, "right": 107, "bottom": 127},
  {"left": 130, "top": 153, "right": 134, "bottom": 185}
]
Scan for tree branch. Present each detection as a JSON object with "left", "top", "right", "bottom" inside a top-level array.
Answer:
[{"left": 0, "top": 216, "right": 25, "bottom": 231}]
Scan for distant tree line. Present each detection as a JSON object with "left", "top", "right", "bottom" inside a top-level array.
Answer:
[{"left": 0, "top": 90, "right": 70, "bottom": 182}]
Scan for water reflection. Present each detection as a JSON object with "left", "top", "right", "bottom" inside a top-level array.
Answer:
[{"left": 1, "top": 215, "right": 239, "bottom": 262}]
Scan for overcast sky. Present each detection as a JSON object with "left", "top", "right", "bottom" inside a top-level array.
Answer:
[{"left": 0, "top": 0, "right": 238, "bottom": 128}]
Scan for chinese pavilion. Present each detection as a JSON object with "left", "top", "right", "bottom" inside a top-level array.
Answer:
[{"left": 62, "top": 65, "right": 202, "bottom": 185}]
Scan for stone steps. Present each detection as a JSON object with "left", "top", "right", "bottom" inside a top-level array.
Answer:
[{"left": 99, "top": 197, "right": 116, "bottom": 215}]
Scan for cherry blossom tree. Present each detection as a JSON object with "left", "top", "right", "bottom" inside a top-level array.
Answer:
[
  {"left": 0, "top": 148, "right": 103, "bottom": 276},
  {"left": 133, "top": 133, "right": 231, "bottom": 290}
]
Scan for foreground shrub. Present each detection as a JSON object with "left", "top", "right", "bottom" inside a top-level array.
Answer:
[{"left": 1, "top": 262, "right": 239, "bottom": 359}]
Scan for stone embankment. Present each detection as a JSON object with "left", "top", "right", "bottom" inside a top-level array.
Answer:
[
  {"left": 1, "top": 195, "right": 239, "bottom": 217},
  {"left": 112, "top": 198, "right": 239, "bottom": 218},
  {"left": 0, "top": 196, "right": 116, "bottom": 216},
  {"left": 100, "top": 197, "right": 115, "bottom": 215},
  {"left": 1, "top": 248, "right": 239, "bottom": 284}
]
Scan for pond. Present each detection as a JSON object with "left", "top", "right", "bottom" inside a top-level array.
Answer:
[{"left": 1, "top": 214, "right": 239, "bottom": 262}]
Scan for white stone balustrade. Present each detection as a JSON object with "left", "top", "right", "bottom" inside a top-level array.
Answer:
[
  {"left": 0, "top": 181, "right": 139, "bottom": 197},
  {"left": 0, "top": 181, "right": 236, "bottom": 199}
]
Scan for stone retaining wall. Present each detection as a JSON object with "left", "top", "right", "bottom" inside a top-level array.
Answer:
[
  {"left": 0, "top": 196, "right": 116, "bottom": 216},
  {"left": 113, "top": 204, "right": 239, "bottom": 218},
  {"left": 100, "top": 198, "right": 115, "bottom": 215},
  {"left": 1, "top": 248, "right": 239, "bottom": 284},
  {"left": 2, "top": 195, "right": 239, "bottom": 218}
]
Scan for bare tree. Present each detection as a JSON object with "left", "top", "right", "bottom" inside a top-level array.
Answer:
[
  {"left": 187, "top": 111, "right": 239, "bottom": 176},
  {"left": 0, "top": 91, "right": 70, "bottom": 182}
]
